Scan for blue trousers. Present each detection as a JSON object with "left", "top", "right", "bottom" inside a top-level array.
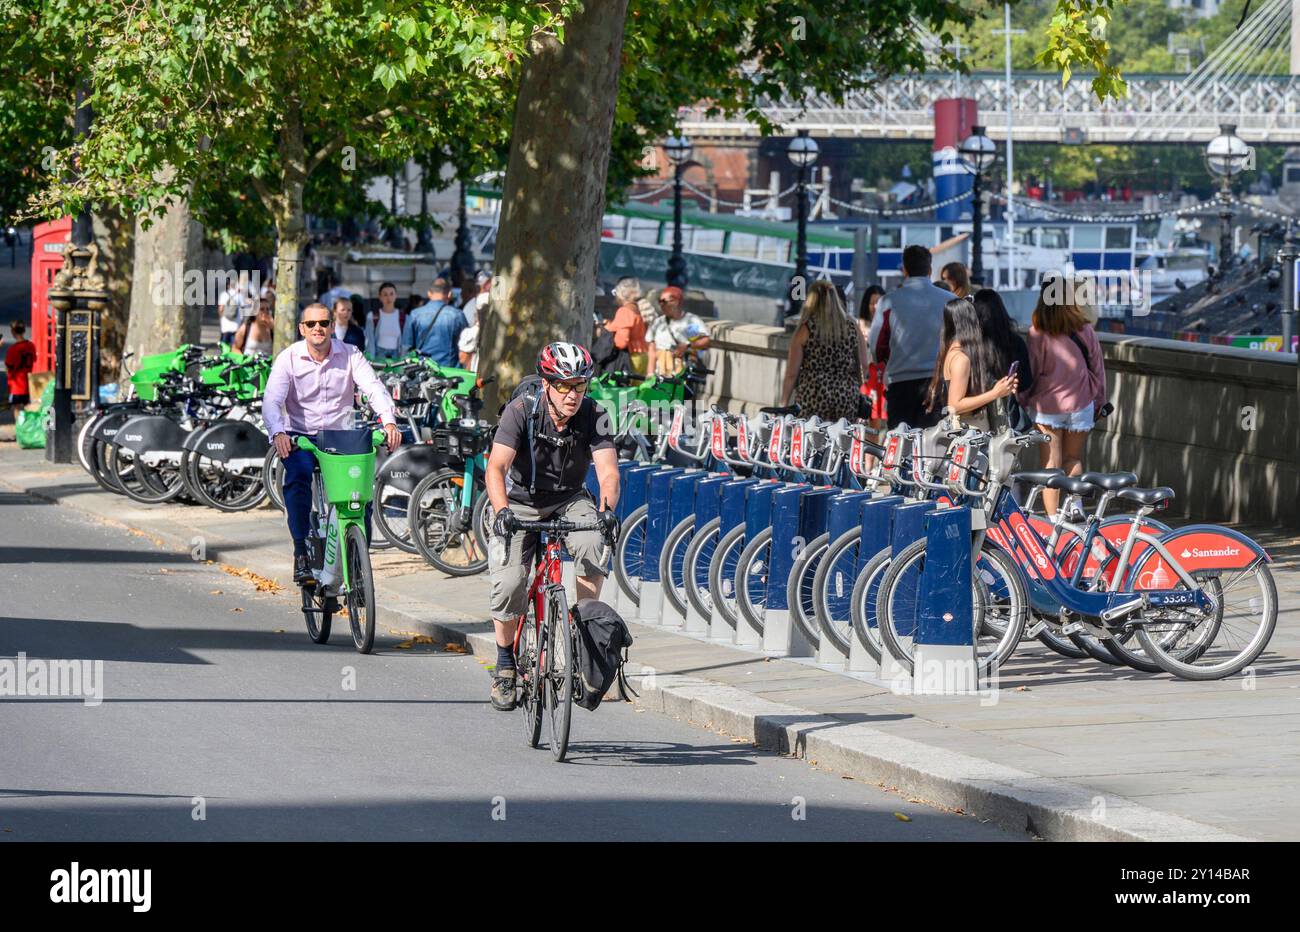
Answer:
[{"left": 281, "top": 435, "right": 373, "bottom": 542}]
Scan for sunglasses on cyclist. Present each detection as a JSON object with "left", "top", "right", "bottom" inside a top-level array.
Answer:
[
  {"left": 300, "top": 318, "right": 331, "bottom": 329},
  {"left": 548, "top": 380, "right": 589, "bottom": 395}
]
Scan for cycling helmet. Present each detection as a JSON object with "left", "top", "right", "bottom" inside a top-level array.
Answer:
[{"left": 537, "top": 341, "right": 594, "bottom": 381}]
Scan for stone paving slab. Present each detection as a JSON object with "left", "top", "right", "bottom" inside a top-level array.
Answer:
[{"left": 1, "top": 443, "right": 1292, "bottom": 840}]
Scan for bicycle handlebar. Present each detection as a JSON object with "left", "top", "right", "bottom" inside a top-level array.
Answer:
[{"left": 296, "top": 429, "right": 387, "bottom": 454}]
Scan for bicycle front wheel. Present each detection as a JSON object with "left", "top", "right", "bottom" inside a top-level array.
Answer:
[
  {"left": 518, "top": 610, "right": 544, "bottom": 748},
  {"left": 659, "top": 516, "right": 696, "bottom": 620},
  {"left": 613, "top": 505, "right": 649, "bottom": 607},
  {"left": 344, "top": 523, "right": 377, "bottom": 653},
  {"left": 787, "top": 533, "right": 829, "bottom": 649},
  {"left": 408, "top": 470, "right": 489, "bottom": 575},
  {"left": 683, "top": 518, "right": 721, "bottom": 622},
  {"left": 735, "top": 527, "right": 773, "bottom": 638},
  {"left": 545, "top": 602, "right": 574, "bottom": 762}
]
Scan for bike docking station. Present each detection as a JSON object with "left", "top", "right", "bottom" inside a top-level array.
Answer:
[
  {"left": 613, "top": 462, "right": 665, "bottom": 619},
  {"left": 734, "top": 479, "right": 783, "bottom": 648},
  {"left": 844, "top": 494, "right": 904, "bottom": 678},
  {"left": 812, "top": 488, "right": 875, "bottom": 668},
  {"left": 656, "top": 469, "right": 711, "bottom": 629},
  {"left": 907, "top": 505, "right": 980, "bottom": 696},
  {"left": 764, "top": 483, "right": 835, "bottom": 658},
  {"left": 709, "top": 476, "right": 760, "bottom": 642},
  {"left": 638, "top": 465, "right": 699, "bottom": 627},
  {"left": 680, "top": 472, "right": 731, "bottom": 636},
  {"left": 580, "top": 462, "right": 638, "bottom": 608}
]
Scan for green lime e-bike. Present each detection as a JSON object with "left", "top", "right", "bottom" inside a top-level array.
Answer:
[{"left": 297, "top": 429, "right": 386, "bottom": 653}]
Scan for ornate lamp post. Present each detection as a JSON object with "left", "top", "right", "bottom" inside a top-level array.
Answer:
[
  {"left": 449, "top": 180, "right": 476, "bottom": 285},
  {"left": 45, "top": 85, "right": 104, "bottom": 463},
  {"left": 664, "top": 135, "right": 693, "bottom": 288},
  {"left": 786, "top": 129, "right": 820, "bottom": 316},
  {"left": 958, "top": 125, "right": 997, "bottom": 286},
  {"left": 1205, "top": 123, "right": 1252, "bottom": 272}
]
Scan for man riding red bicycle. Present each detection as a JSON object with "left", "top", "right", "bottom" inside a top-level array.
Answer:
[{"left": 485, "top": 342, "right": 621, "bottom": 710}]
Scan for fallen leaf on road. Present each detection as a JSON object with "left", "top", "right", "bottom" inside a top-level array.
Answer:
[
  {"left": 274, "top": 629, "right": 285, "bottom": 634},
  {"left": 412, "top": 634, "right": 434, "bottom": 645},
  {"left": 222, "top": 565, "right": 283, "bottom": 593},
  {"left": 230, "top": 607, "right": 244, "bottom": 613},
  {"left": 395, "top": 641, "right": 414, "bottom": 649},
  {"left": 158, "top": 567, "right": 172, "bottom": 574},
  {"left": 1015, "top": 686, "right": 1030, "bottom": 692},
  {"left": 208, "top": 590, "right": 223, "bottom": 595},
  {"left": 443, "top": 642, "right": 468, "bottom": 653},
  {"left": 894, "top": 813, "right": 911, "bottom": 822}
]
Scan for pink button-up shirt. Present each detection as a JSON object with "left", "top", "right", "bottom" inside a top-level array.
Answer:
[{"left": 262, "top": 338, "right": 397, "bottom": 438}]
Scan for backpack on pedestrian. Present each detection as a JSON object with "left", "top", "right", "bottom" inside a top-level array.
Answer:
[{"left": 570, "top": 599, "right": 634, "bottom": 711}]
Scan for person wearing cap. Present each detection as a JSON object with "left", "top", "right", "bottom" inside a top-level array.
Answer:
[{"left": 646, "top": 286, "right": 710, "bottom": 377}]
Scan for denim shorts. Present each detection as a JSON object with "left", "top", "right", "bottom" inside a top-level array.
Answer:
[{"left": 1034, "top": 403, "right": 1094, "bottom": 433}]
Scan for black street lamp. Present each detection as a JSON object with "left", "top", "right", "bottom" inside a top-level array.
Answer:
[
  {"left": 1205, "top": 123, "right": 1251, "bottom": 272},
  {"left": 664, "top": 135, "right": 693, "bottom": 288},
  {"left": 958, "top": 125, "right": 997, "bottom": 286},
  {"left": 385, "top": 171, "right": 407, "bottom": 250},
  {"left": 450, "top": 180, "right": 476, "bottom": 285},
  {"left": 787, "top": 129, "right": 820, "bottom": 317},
  {"left": 414, "top": 166, "right": 434, "bottom": 255}
]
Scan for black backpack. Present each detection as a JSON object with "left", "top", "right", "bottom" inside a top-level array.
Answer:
[{"left": 571, "top": 599, "right": 634, "bottom": 711}]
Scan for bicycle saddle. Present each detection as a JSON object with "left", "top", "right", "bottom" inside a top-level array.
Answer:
[
  {"left": 1079, "top": 471, "right": 1138, "bottom": 491},
  {"left": 760, "top": 403, "right": 801, "bottom": 416},
  {"left": 1045, "top": 474, "right": 1095, "bottom": 496},
  {"left": 1011, "top": 468, "right": 1064, "bottom": 486},
  {"left": 1116, "top": 486, "right": 1175, "bottom": 507}
]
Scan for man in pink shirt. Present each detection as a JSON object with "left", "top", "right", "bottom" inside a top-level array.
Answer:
[{"left": 264, "top": 303, "right": 401, "bottom": 583}]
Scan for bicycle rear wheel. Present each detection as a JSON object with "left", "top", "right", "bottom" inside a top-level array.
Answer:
[
  {"left": 302, "top": 583, "right": 332, "bottom": 644},
  {"left": 735, "top": 527, "right": 773, "bottom": 638},
  {"left": 707, "top": 524, "right": 749, "bottom": 632},
  {"left": 788, "top": 533, "right": 829, "bottom": 649},
  {"left": 814, "top": 528, "right": 862, "bottom": 657},
  {"left": 408, "top": 470, "right": 489, "bottom": 575},
  {"left": 849, "top": 546, "right": 892, "bottom": 664},
  {"left": 659, "top": 516, "right": 696, "bottom": 620},
  {"left": 545, "top": 600, "right": 574, "bottom": 762},
  {"left": 372, "top": 472, "right": 419, "bottom": 554},
  {"left": 263, "top": 447, "right": 285, "bottom": 511},
  {"left": 1137, "top": 565, "right": 1274, "bottom": 680},
  {"left": 344, "top": 524, "right": 377, "bottom": 653},
  {"left": 683, "top": 518, "right": 721, "bottom": 623}
]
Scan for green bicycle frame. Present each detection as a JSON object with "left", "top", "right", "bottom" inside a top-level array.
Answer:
[
  {"left": 589, "top": 372, "right": 686, "bottom": 435},
  {"left": 296, "top": 430, "right": 385, "bottom": 592}
]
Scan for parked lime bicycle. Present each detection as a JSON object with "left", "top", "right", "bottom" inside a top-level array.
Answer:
[
  {"left": 405, "top": 418, "right": 493, "bottom": 575},
  {"left": 297, "top": 429, "right": 386, "bottom": 653}
]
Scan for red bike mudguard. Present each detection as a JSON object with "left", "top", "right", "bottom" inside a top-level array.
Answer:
[{"left": 1128, "top": 524, "right": 1270, "bottom": 589}]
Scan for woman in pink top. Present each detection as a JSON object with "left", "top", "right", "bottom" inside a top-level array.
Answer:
[{"left": 1019, "top": 276, "right": 1107, "bottom": 515}]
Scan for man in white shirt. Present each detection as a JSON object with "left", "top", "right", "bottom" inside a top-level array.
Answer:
[{"left": 646, "top": 286, "right": 710, "bottom": 376}]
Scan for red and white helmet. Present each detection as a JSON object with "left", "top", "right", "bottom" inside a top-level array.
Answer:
[{"left": 537, "top": 341, "right": 594, "bottom": 381}]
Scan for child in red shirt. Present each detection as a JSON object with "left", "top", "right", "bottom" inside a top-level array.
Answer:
[{"left": 4, "top": 320, "right": 37, "bottom": 407}]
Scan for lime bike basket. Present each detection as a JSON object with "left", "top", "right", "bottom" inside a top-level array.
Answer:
[{"left": 297, "top": 429, "right": 385, "bottom": 512}]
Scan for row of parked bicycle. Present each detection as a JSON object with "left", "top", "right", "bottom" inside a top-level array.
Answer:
[
  {"left": 73, "top": 343, "right": 706, "bottom": 576},
  {"left": 604, "top": 402, "right": 1277, "bottom": 682}
]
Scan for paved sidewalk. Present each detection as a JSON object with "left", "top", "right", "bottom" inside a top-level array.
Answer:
[{"left": 2, "top": 442, "right": 1296, "bottom": 840}]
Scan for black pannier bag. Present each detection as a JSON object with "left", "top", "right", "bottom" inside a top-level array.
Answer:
[{"left": 571, "top": 599, "right": 633, "bottom": 711}]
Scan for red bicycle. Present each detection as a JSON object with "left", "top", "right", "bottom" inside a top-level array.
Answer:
[{"left": 501, "top": 517, "right": 610, "bottom": 762}]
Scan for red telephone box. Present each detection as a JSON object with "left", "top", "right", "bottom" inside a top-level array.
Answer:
[{"left": 30, "top": 217, "right": 72, "bottom": 375}]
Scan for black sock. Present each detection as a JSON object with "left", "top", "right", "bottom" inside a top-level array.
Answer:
[
  {"left": 496, "top": 645, "right": 515, "bottom": 673},
  {"left": 293, "top": 538, "right": 308, "bottom": 558}
]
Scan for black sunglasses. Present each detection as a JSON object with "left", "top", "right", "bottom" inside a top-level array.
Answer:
[{"left": 300, "top": 319, "right": 331, "bottom": 329}]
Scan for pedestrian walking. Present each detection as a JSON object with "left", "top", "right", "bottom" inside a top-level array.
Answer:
[
  {"left": 401, "top": 277, "right": 467, "bottom": 368},
  {"left": 234, "top": 296, "right": 275, "bottom": 355},
  {"left": 217, "top": 274, "right": 253, "bottom": 347},
  {"left": 331, "top": 297, "right": 366, "bottom": 352},
  {"left": 3, "top": 320, "right": 37, "bottom": 408},
  {"left": 363, "top": 281, "right": 406, "bottom": 360},
  {"left": 857, "top": 284, "right": 887, "bottom": 430},
  {"left": 779, "top": 280, "right": 862, "bottom": 421},
  {"left": 971, "top": 287, "right": 1034, "bottom": 431},
  {"left": 924, "top": 297, "right": 1018, "bottom": 431},
  {"left": 866, "top": 244, "right": 949, "bottom": 428},
  {"left": 940, "top": 261, "right": 971, "bottom": 298},
  {"left": 602, "top": 277, "right": 648, "bottom": 375},
  {"left": 1021, "top": 274, "right": 1109, "bottom": 515},
  {"left": 646, "top": 286, "right": 710, "bottom": 376}
]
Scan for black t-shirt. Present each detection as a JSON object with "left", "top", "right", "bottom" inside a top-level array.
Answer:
[{"left": 494, "top": 393, "right": 614, "bottom": 508}]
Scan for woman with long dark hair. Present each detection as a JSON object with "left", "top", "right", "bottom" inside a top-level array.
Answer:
[
  {"left": 925, "top": 297, "right": 1018, "bottom": 429},
  {"left": 971, "top": 287, "right": 1034, "bottom": 430},
  {"left": 857, "top": 284, "right": 887, "bottom": 429}
]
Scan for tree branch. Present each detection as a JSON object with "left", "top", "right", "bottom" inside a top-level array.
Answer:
[{"left": 305, "top": 106, "right": 405, "bottom": 175}]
